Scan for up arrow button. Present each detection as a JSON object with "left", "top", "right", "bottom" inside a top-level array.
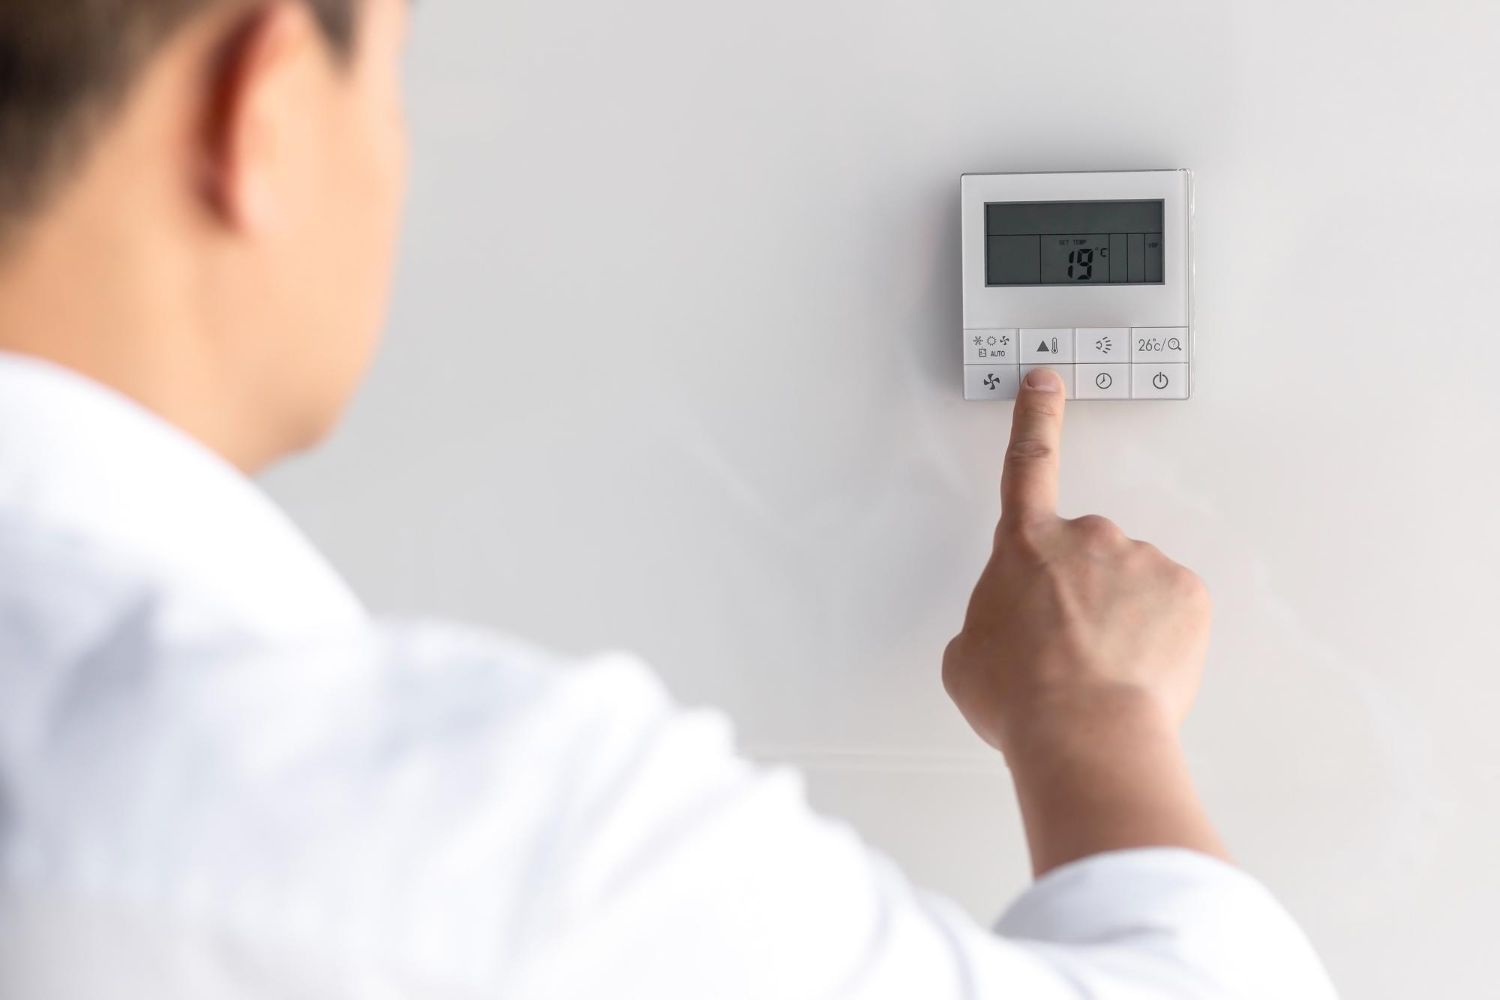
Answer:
[{"left": 1020, "top": 329, "right": 1075, "bottom": 364}]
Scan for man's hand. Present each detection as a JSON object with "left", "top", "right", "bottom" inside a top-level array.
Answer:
[
  {"left": 943, "top": 366, "right": 1212, "bottom": 755},
  {"left": 944, "top": 367, "right": 1227, "bottom": 876}
]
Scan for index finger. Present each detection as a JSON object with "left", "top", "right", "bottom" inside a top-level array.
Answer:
[{"left": 1000, "top": 368, "right": 1067, "bottom": 524}]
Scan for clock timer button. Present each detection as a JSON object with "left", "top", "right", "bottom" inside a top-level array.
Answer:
[
  {"left": 1076, "top": 364, "right": 1130, "bottom": 399},
  {"left": 1131, "top": 363, "right": 1190, "bottom": 400}
]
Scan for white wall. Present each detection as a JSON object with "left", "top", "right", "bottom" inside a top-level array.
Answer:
[{"left": 263, "top": 1, "right": 1500, "bottom": 994}]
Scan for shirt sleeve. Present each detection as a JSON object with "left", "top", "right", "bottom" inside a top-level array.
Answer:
[
  {"left": 498, "top": 649, "right": 1340, "bottom": 1000},
  {"left": 996, "top": 850, "right": 1338, "bottom": 998}
]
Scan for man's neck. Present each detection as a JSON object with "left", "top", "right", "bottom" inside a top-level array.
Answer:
[{"left": 0, "top": 223, "right": 273, "bottom": 473}]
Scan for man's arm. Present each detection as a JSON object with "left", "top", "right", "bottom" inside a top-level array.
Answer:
[
  {"left": 503, "top": 365, "right": 1332, "bottom": 997},
  {"left": 503, "top": 654, "right": 1335, "bottom": 999},
  {"left": 944, "top": 366, "right": 1226, "bottom": 876}
]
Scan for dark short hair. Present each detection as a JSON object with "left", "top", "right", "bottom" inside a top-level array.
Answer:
[{"left": 0, "top": 0, "right": 358, "bottom": 246}]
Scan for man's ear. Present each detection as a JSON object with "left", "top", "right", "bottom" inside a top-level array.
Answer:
[{"left": 198, "top": 1, "right": 330, "bottom": 234}]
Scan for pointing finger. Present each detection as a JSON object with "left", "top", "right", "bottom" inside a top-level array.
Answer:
[{"left": 1000, "top": 368, "right": 1066, "bottom": 525}]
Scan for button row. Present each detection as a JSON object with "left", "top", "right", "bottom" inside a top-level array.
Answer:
[
  {"left": 965, "top": 327, "right": 1188, "bottom": 366},
  {"left": 964, "top": 363, "right": 1190, "bottom": 401}
]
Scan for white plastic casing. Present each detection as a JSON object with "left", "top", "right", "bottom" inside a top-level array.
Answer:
[{"left": 961, "top": 169, "right": 1193, "bottom": 401}]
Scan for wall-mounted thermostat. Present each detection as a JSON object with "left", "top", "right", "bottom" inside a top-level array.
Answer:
[{"left": 961, "top": 169, "right": 1193, "bottom": 400}]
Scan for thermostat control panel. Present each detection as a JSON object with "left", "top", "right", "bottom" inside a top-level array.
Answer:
[{"left": 961, "top": 169, "right": 1193, "bottom": 400}]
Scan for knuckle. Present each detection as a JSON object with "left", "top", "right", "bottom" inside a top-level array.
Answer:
[
  {"left": 1170, "top": 565, "right": 1210, "bottom": 603},
  {"left": 941, "top": 635, "right": 973, "bottom": 691},
  {"left": 1018, "top": 395, "right": 1064, "bottom": 420},
  {"left": 1100, "top": 536, "right": 1211, "bottom": 612},
  {"left": 1132, "top": 540, "right": 1165, "bottom": 565},
  {"left": 1072, "top": 515, "right": 1121, "bottom": 546},
  {"left": 1005, "top": 437, "right": 1054, "bottom": 466}
]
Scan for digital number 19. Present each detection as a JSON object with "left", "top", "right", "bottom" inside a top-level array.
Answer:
[{"left": 1068, "top": 248, "right": 1095, "bottom": 281}]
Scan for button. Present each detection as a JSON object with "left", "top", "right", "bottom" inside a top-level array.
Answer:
[
  {"left": 1019, "top": 364, "right": 1076, "bottom": 399},
  {"left": 1131, "top": 363, "right": 1190, "bottom": 400},
  {"left": 1131, "top": 328, "right": 1188, "bottom": 363},
  {"left": 1020, "top": 329, "right": 1074, "bottom": 364},
  {"left": 1076, "top": 328, "right": 1128, "bottom": 364},
  {"left": 964, "top": 364, "right": 1020, "bottom": 401},
  {"left": 1076, "top": 364, "right": 1130, "bottom": 400},
  {"left": 964, "top": 329, "right": 1019, "bottom": 365}
]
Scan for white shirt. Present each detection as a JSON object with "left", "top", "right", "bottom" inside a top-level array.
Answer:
[{"left": 0, "top": 352, "right": 1337, "bottom": 999}]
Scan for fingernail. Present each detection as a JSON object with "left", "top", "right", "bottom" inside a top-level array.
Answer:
[{"left": 1025, "top": 369, "right": 1061, "bottom": 392}]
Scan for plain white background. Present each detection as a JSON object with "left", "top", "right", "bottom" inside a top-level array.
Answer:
[{"left": 263, "top": 1, "right": 1500, "bottom": 995}]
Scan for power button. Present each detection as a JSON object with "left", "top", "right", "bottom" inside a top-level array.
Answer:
[{"left": 1131, "top": 363, "right": 1190, "bottom": 400}]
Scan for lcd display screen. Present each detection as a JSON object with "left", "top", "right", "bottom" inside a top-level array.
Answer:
[{"left": 985, "top": 200, "right": 1165, "bottom": 286}]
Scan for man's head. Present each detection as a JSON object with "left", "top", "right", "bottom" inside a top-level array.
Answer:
[{"left": 0, "top": 0, "right": 409, "bottom": 469}]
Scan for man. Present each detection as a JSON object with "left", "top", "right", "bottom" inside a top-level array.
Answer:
[{"left": 0, "top": 1, "right": 1337, "bottom": 996}]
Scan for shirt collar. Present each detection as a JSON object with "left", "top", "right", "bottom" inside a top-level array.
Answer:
[{"left": 0, "top": 351, "right": 365, "bottom": 636}]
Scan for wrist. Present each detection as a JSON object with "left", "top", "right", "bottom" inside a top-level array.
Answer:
[
  {"left": 998, "top": 685, "right": 1225, "bottom": 876},
  {"left": 999, "top": 683, "right": 1181, "bottom": 772}
]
